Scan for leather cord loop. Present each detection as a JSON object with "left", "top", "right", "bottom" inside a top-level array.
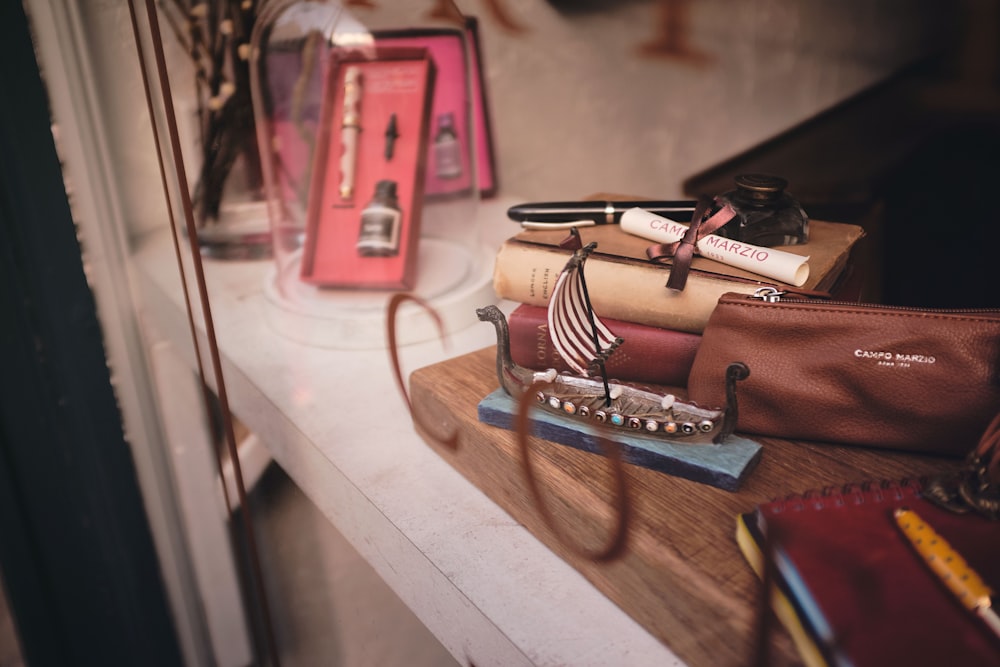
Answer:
[
  {"left": 387, "top": 293, "right": 459, "bottom": 451},
  {"left": 515, "top": 383, "right": 631, "bottom": 562}
]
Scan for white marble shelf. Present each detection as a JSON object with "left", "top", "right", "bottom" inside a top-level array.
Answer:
[{"left": 131, "top": 200, "right": 681, "bottom": 667}]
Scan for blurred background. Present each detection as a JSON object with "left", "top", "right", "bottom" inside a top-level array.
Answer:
[{"left": 77, "top": 0, "right": 999, "bottom": 305}]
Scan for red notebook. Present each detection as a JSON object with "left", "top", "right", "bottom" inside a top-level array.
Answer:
[{"left": 736, "top": 478, "right": 1000, "bottom": 667}]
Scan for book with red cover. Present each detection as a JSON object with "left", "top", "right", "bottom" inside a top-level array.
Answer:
[
  {"left": 736, "top": 478, "right": 1000, "bottom": 667},
  {"left": 507, "top": 303, "right": 700, "bottom": 387}
]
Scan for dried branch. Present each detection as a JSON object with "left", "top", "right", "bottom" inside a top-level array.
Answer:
[{"left": 159, "top": 0, "right": 261, "bottom": 222}]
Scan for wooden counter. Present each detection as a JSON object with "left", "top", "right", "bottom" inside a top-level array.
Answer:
[{"left": 410, "top": 347, "right": 963, "bottom": 666}]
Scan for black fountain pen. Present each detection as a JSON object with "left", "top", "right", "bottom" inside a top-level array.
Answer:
[{"left": 507, "top": 199, "right": 697, "bottom": 228}]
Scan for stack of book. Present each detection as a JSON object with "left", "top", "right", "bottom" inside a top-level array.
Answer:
[{"left": 492, "top": 220, "right": 866, "bottom": 388}]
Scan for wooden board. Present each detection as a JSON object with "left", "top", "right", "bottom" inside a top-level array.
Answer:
[
  {"left": 477, "top": 389, "right": 762, "bottom": 491},
  {"left": 409, "top": 347, "right": 966, "bottom": 667}
]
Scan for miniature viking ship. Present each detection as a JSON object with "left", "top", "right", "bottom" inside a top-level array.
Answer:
[{"left": 478, "top": 239, "right": 747, "bottom": 444}]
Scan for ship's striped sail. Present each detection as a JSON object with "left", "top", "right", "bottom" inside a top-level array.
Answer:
[{"left": 547, "top": 243, "right": 623, "bottom": 377}]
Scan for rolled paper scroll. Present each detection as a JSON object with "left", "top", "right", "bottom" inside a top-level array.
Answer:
[{"left": 620, "top": 207, "right": 810, "bottom": 286}]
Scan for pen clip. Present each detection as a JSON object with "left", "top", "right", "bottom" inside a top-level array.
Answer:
[{"left": 520, "top": 220, "right": 597, "bottom": 230}]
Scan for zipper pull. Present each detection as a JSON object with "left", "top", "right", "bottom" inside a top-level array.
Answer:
[
  {"left": 750, "top": 286, "right": 834, "bottom": 303},
  {"left": 752, "top": 287, "right": 786, "bottom": 302}
]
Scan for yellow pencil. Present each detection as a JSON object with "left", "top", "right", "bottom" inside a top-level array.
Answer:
[{"left": 894, "top": 507, "right": 1000, "bottom": 640}]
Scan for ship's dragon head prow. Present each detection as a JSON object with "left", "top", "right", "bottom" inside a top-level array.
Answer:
[{"left": 477, "top": 305, "right": 504, "bottom": 323}]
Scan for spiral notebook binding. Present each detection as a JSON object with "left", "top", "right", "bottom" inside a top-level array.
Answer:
[{"left": 765, "top": 477, "right": 927, "bottom": 514}]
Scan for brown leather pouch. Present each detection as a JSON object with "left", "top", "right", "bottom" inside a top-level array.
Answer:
[{"left": 686, "top": 290, "right": 1000, "bottom": 455}]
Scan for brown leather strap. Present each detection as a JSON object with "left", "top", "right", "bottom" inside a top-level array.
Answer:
[
  {"left": 387, "top": 294, "right": 459, "bottom": 450},
  {"left": 390, "top": 295, "right": 630, "bottom": 562},
  {"left": 128, "top": 1, "right": 281, "bottom": 663},
  {"left": 514, "top": 385, "right": 631, "bottom": 562}
]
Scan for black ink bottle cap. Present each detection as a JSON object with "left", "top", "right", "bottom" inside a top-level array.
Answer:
[
  {"left": 437, "top": 112, "right": 456, "bottom": 132},
  {"left": 374, "top": 179, "right": 398, "bottom": 202},
  {"left": 733, "top": 173, "right": 788, "bottom": 206}
]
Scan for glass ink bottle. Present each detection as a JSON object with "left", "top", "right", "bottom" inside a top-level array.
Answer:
[
  {"left": 433, "top": 112, "right": 463, "bottom": 179},
  {"left": 714, "top": 174, "right": 809, "bottom": 247},
  {"left": 356, "top": 179, "right": 402, "bottom": 257}
]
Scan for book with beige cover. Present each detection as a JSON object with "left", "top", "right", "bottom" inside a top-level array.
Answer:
[{"left": 492, "top": 220, "right": 865, "bottom": 333}]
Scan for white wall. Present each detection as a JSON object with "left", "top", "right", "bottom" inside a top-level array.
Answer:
[{"left": 468, "top": 0, "right": 949, "bottom": 199}]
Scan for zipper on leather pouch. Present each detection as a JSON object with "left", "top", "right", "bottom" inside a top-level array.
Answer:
[{"left": 742, "top": 287, "right": 1000, "bottom": 316}]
